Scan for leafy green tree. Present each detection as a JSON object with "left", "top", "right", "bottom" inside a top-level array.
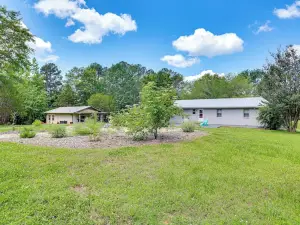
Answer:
[
  {"left": 259, "top": 46, "right": 300, "bottom": 132},
  {"left": 88, "top": 93, "right": 115, "bottom": 112},
  {"left": 181, "top": 74, "right": 253, "bottom": 99},
  {"left": 238, "top": 69, "right": 265, "bottom": 84},
  {"left": 141, "top": 82, "right": 181, "bottom": 139},
  {"left": 103, "top": 62, "right": 149, "bottom": 110},
  {"left": 111, "top": 82, "right": 181, "bottom": 139},
  {"left": 40, "top": 63, "right": 63, "bottom": 107},
  {"left": 0, "top": 6, "right": 33, "bottom": 72},
  {"left": 142, "top": 68, "right": 184, "bottom": 93},
  {"left": 56, "top": 84, "right": 78, "bottom": 107}
]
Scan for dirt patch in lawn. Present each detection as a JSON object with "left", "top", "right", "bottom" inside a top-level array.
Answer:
[{"left": 0, "top": 128, "right": 207, "bottom": 149}]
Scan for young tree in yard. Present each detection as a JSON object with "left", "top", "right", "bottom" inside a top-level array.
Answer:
[
  {"left": 88, "top": 93, "right": 115, "bottom": 112},
  {"left": 141, "top": 82, "right": 181, "bottom": 139},
  {"left": 259, "top": 46, "right": 300, "bottom": 132},
  {"left": 0, "top": 6, "right": 33, "bottom": 72},
  {"left": 111, "top": 82, "right": 181, "bottom": 140}
]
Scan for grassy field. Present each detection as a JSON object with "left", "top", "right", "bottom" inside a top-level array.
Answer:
[{"left": 1, "top": 128, "right": 300, "bottom": 224}]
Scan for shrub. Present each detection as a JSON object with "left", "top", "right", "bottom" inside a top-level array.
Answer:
[
  {"left": 132, "top": 131, "right": 148, "bottom": 141},
  {"left": 32, "top": 119, "right": 42, "bottom": 127},
  {"left": 181, "top": 121, "right": 196, "bottom": 133},
  {"left": 73, "top": 117, "right": 104, "bottom": 141},
  {"left": 73, "top": 123, "right": 92, "bottom": 136},
  {"left": 258, "top": 105, "right": 284, "bottom": 130},
  {"left": 20, "top": 127, "right": 36, "bottom": 138},
  {"left": 50, "top": 125, "right": 67, "bottom": 138}
]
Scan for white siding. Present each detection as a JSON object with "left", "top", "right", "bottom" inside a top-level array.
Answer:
[
  {"left": 46, "top": 114, "right": 75, "bottom": 124},
  {"left": 171, "top": 108, "right": 261, "bottom": 127}
]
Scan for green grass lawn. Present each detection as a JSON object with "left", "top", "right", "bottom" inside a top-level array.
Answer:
[{"left": 1, "top": 128, "right": 300, "bottom": 224}]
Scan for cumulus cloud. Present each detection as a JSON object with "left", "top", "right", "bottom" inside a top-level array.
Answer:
[
  {"left": 274, "top": 1, "right": 300, "bottom": 19},
  {"left": 160, "top": 54, "right": 199, "bottom": 68},
  {"left": 184, "top": 70, "right": 225, "bottom": 82},
  {"left": 34, "top": 0, "right": 137, "bottom": 44},
  {"left": 172, "top": 28, "right": 244, "bottom": 57},
  {"left": 255, "top": 21, "right": 274, "bottom": 34},
  {"left": 21, "top": 22, "right": 59, "bottom": 62}
]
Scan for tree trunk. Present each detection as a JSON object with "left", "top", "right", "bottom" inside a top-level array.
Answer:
[{"left": 153, "top": 128, "right": 158, "bottom": 139}]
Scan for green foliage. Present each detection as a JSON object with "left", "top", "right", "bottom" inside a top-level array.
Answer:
[
  {"left": 40, "top": 63, "right": 63, "bottom": 108},
  {"left": 111, "top": 82, "right": 181, "bottom": 139},
  {"left": 32, "top": 119, "right": 42, "bottom": 127},
  {"left": 50, "top": 125, "right": 67, "bottom": 138},
  {"left": 258, "top": 105, "right": 284, "bottom": 130},
  {"left": 111, "top": 106, "right": 149, "bottom": 140},
  {"left": 56, "top": 84, "right": 78, "bottom": 107},
  {"left": 103, "top": 62, "right": 149, "bottom": 110},
  {"left": 181, "top": 74, "right": 253, "bottom": 99},
  {"left": 19, "top": 127, "right": 36, "bottom": 138},
  {"left": 73, "top": 123, "right": 93, "bottom": 136},
  {"left": 181, "top": 121, "right": 196, "bottom": 132},
  {"left": 259, "top": 46, "right": 300, "bottom": 132},
  {"left": 88, "top": 93, "right": 115, "bottom": 112},
  {"left": 73, "top": 116, "right": 103, "bottom": 140},
  {"left": 0, "top": 6, "right": 34, "bottom": 72}
]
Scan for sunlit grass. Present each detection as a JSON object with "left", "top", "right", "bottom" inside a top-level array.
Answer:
[{"left": 1, "top": 128, "right": 300, "bottom": 224}]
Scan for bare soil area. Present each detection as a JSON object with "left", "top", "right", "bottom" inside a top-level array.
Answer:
[{"left": 0, "top": 129, "right": 206, "bottom": 149}]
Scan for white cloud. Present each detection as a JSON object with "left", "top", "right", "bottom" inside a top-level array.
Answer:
[
  {"left": 34, "top": 0, "right": 137, "bottom": 44},
  {"left": 184, "top": 70, "right": 225, "bottom": 82},
  {"left": 160, "top": 54, "right": 199, "bottom": 68},
  {"left": 255, "top": 21, "right": 274, "bottom": 34},
  {"left": 21, "top": 21, "right": 59, "bottom": 63},
  {"left": 172, "top": 28, "right": 244, "bottom": 57},
  {"left": 69, "top": 9, "right": 137, "bottom": 44},
  {"left": 34, "top": 0, "right": 80, "bottom": 18},
  {"left": 65, "top": 18, "right": 75, "bottom": 27},
  {"left": 292, "top": 45, "right": 300, "bottom": 55},
  {"left": 274, "top": 1, "right": 300, "bottom": 19}
]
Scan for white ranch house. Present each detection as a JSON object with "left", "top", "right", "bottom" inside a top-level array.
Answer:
[
  {"left": 171, "top": 97, "right": 264, "bottom": 127},
  {"left": 45, "top": 106, "right": 109, "bottom": 124}
]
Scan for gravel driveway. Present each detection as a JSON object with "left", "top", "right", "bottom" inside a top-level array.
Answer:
[{"left": 0, "top": 129, "right": 206, "bottom": 149}]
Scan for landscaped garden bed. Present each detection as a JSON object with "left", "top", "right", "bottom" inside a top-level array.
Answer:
[{"left": 0, "top": 128, "right": 206, "bottom": 149}]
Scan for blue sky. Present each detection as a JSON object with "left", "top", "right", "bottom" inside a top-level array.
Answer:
[{"left": 2, "top": 0, "right": 300, "bottom": 80}]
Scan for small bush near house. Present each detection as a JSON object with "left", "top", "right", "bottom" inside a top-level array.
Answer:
[
  {"left": 20, "top": 127, "right": 36, "bottom": 138},
  {"left": 32, "top": 120, "right": 42, "bottom": 127},
  {"left": 73, "top": 116, "right": 104, "bottom": 141},
  {"left": 50, "top": 125, "right": 67, "bottom": 138},
  {"left": 181, "top": 121, "right": 196, "bottom": 133},
  {"left": 73, "top": 123, "right": 92, "bottom": 136}
]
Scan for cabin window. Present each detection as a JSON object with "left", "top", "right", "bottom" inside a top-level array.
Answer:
[
  {"left": 48, "top": 115, "right": 51, "bottom": 121},
  {"left": 192, "top": 109, "right": 196, "bottom": 114},
  {"left": 244, "top": 109, "right": 250, "bottom": 118},
  {"left": 52, "top": 115, "right": 55, "bottom": 121},
  {"left": 217, "top": 109, "right": 222, "bottom": 117},
  {"left": 199, "top": 109, "right": 203, "bottom": 118}
]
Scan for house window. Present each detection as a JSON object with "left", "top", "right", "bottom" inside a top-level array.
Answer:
[
  {"left": 192, "top": 109, "right": 196, "bottom": 114},
  {"left": 199, "top": 109, "right": 203, "bottom": 118},
  {"left": 48, "top": 115, "right": 51, "bottom": 121},
  {"left": 217, "top": 109, "right": 222, "bottom": 117},
  {"left": 52, "top": 115, "right": 55, "bottom": 121},
  {"left": 244, "top": 109, "right": 250, "bottom": 118}
]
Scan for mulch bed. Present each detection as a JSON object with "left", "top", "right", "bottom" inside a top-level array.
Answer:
[{"left": 0, "top": 129, "right": 207, "bottom": 149}]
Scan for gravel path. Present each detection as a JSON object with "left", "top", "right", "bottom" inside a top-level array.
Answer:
[{"left": 0, "top": 129, "right": 206, "bottom": 149}]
